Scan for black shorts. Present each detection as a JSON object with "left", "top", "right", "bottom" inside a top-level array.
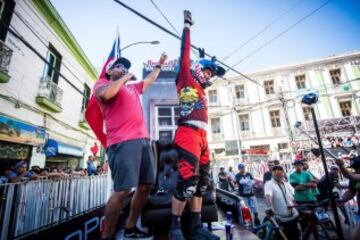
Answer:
[{"left": 107, "top": 138, "right": 155, "bottom": 192}]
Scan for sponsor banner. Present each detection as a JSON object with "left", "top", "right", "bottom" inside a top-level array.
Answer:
[
  {"left": 143, "top": 59, "right": 179, "bottom": 72},
  {"left": 22, "top": 208, "right": 105, "bottom": 240}
]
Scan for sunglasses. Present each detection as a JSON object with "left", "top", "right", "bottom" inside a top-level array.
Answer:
[{"left": 111, "top": 63, "right": 128, "bottom": 73}]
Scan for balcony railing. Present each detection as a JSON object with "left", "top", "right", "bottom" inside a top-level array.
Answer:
[
  {"left": 212, "top": 133, "right": 224, "bottom": 141},
  {"left": 271, "top": 127, "right": 284, "bottom": 136},
  {"left": 79, "top": 111, "right": 90, "bottom": 129},
  {"left": 0, "top": 40, "right": 13, "bottom": 83},
  {"left": 36, "top": 77, "right": 63, "bottom": 112},
  {"left": 239, "top": 130, "right": 251, "bottom": 139},
  {"left": 235, "top": 97, "right": 249, "bottom": 105}
]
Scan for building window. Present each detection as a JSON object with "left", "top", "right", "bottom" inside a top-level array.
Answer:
[
  {"left": 43, "top": 44, "right": 62, "bottom": 84},
  {"left": 339, "top": 101, "right": 352, "bottom": 117},
  {"left": 211, "top": 118, "right": 221, "bottom": 134},
  {"left": 81, "top": 84, "right": 91, "bottom": 112},
  {"left": 264, "top": 80, "right": 275, "bottom": 95},
  {"left": 329, "top": 69, "right": 341, "bottom": 85},
  {"left": 0, "top": 0, "right": 15, "bottom": 41},
  {"left": 159, "top": 130, "right": 173, "bottom": 140},
  {"left": 278, "top": 143, "right": 288, "bottom": 150},
  {"left": 302, "top": 106, "right": 311, "bottom": 121},
  {"left": 269, "top": 110, "right": 281, "bottom": 128},
  {"left": 235, "top": 85, "right": 245, "bottom": 99},
  {"left": 295, "top": 75, "right": 306, "bottom": 89},
  {"left": 208, "top": 89, "right": 217, "bottom": 103},
  {"left": 156, "top": 106, "right": 179, "bottom": 140},
  {"left": 239, "top": 114, "right": 250, "bottom": 131}
]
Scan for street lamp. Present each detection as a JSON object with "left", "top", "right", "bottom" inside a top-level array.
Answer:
[
  {"left": 300, "top": 92, "right": 345, "bottom": 240},
  {"left": 121, "top": 40, "right": 160, "bottom": 52}
]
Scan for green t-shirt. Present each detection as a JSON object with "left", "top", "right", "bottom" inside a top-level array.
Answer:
[
  {"left": 305, "top": 170, "right": 320, "bottom": 196},
  {"left": 290, "top": 171, "right": 317, "bottom": 202}
]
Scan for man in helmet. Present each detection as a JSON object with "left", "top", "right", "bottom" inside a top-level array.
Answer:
[{"left": 169, "top": 10, "right": 224, "bottom": 240}]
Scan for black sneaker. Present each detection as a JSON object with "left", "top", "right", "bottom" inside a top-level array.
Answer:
[
  {"left": 189, "top": 226, "right": 220, "bottom": 240},
  {"left": 184, "top": 10, "right": 194, "bottom": 25},
  {"left": 168, "top": 228, "right": 185, "bottom": 240},
  {"left": 124, "top": 227, "right": 153, "bottom": 240}
]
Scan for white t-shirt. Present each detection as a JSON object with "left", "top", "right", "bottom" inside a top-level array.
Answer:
[
  {"left": 264, "top": 179, "right": 299, "bottom": 222},
  {"left": 227, "top": 171, "right": 236, "bottom": 181}
]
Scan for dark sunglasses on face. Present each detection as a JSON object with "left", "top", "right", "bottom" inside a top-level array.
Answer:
[{"left": 111, "top": 63, "right": 128, "bottom": 73}]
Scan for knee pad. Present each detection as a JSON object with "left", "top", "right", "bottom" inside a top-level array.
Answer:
[{"left": 174, "top": 178, "right": 198, "bottom": 201}]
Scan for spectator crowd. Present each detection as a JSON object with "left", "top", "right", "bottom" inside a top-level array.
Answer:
[
  {"left": 216, "top": 144, "right": 360, "bottom": 240},
  {"left": 0, "top": 156, "right": 109, "bottom": 184}
]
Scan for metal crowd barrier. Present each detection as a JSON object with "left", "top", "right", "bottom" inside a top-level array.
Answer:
[{"left": 0, "top": 175, "right": 109, "bottom": 240}]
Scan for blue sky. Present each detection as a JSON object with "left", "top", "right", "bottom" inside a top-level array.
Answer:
[{"left": 51, "top": 0, "right": 360, "bottom": 78}]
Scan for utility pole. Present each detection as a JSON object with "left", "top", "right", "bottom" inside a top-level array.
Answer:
[
  {"left": 278, "top": 87, "right": 295, "bottom": 158},
  {"left": 227, "top": 81, "right": 243, "bottom": 163}
]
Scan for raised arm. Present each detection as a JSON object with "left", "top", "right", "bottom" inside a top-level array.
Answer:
[
  {"left": 336, "top": 157, "right": 360, "bottom": 181},
  {"left": 142, "top": 53, "right": 168, "bottom": 92},
  {"left": 178, "top": 10, "right": 193, "bottom": 77}
]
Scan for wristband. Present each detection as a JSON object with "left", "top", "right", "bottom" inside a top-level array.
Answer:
[{"left": 155, "top": 64, "right": 162, "bottom": 70}]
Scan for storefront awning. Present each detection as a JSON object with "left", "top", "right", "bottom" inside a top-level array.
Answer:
[{"left": 45, "top": 139, "right": 83, "bottom": 157}]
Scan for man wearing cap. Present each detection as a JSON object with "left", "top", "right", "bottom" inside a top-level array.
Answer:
[
  {"left": 264, "top": 165, "right": 300, "bottom": 240},
  {"left": 6, "top": 161, "right": 39, "bottom": 183},
  {"left": 317, "top": 165, "right": 343, "bottom": 203},
  {"left": 235, "top": 163, "right": 260, "bottom": 225},
  {"left": 317, "top": 165, "right": 350, "bottom": 224},
  {"left": 290, "top": 160, "right": 319, "bottom": 239},
  {"left": 289, "top": 160, "right": 318, "bottom": 204},
  {"left": 95, "top": 52, "right": 167, "bottom": 240},
  {"left": 168, "top": 10, "right": 224, "bottom": 240},
  {"left": 263, "top": 160, "right": 288, "bottom": 185}
]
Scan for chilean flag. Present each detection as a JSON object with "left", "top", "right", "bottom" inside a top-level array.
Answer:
[{"left": 85, "top": 35, "right": 121, "bottom": 148}]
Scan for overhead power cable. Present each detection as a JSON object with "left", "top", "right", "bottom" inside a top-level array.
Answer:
[
  {"left": 13, "top": 11, "right": 86, "bottom": 86},
  {"left": 113, "top": 0, "right": 264, "bottom": 88},
  {"left": 8, "top": 26, "right": 84, "bottom": 96},
  {"left": 222, "top": 0, "right": 304, "bottom": 62},
  {"left": 149, "top": 0, "right": 199, "bottom": 58},
  {"left": 150, "top": 0, "right": 180, "bottom": 36},
  {"left": 227, "top": 0, "right": 333, "bottom": 72}
]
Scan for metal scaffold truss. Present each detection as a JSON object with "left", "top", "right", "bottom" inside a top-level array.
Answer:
[
  {"left": 303, "top": 116, "right": 360, "bottom": 135},
  {"left": 292, "top": 116, "right": 360, "bottom": 150}
]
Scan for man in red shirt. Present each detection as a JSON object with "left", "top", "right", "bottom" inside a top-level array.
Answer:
[
  {"left": 169, "top": 11, "right": 225, "bottom": 240},
  {"left": 95, "top": 52, "right": 167, "bottom": 239}
]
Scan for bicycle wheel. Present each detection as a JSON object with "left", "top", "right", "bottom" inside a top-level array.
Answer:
[{"left": 319, "top": 221, "right": 340, "bottom": 240}]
